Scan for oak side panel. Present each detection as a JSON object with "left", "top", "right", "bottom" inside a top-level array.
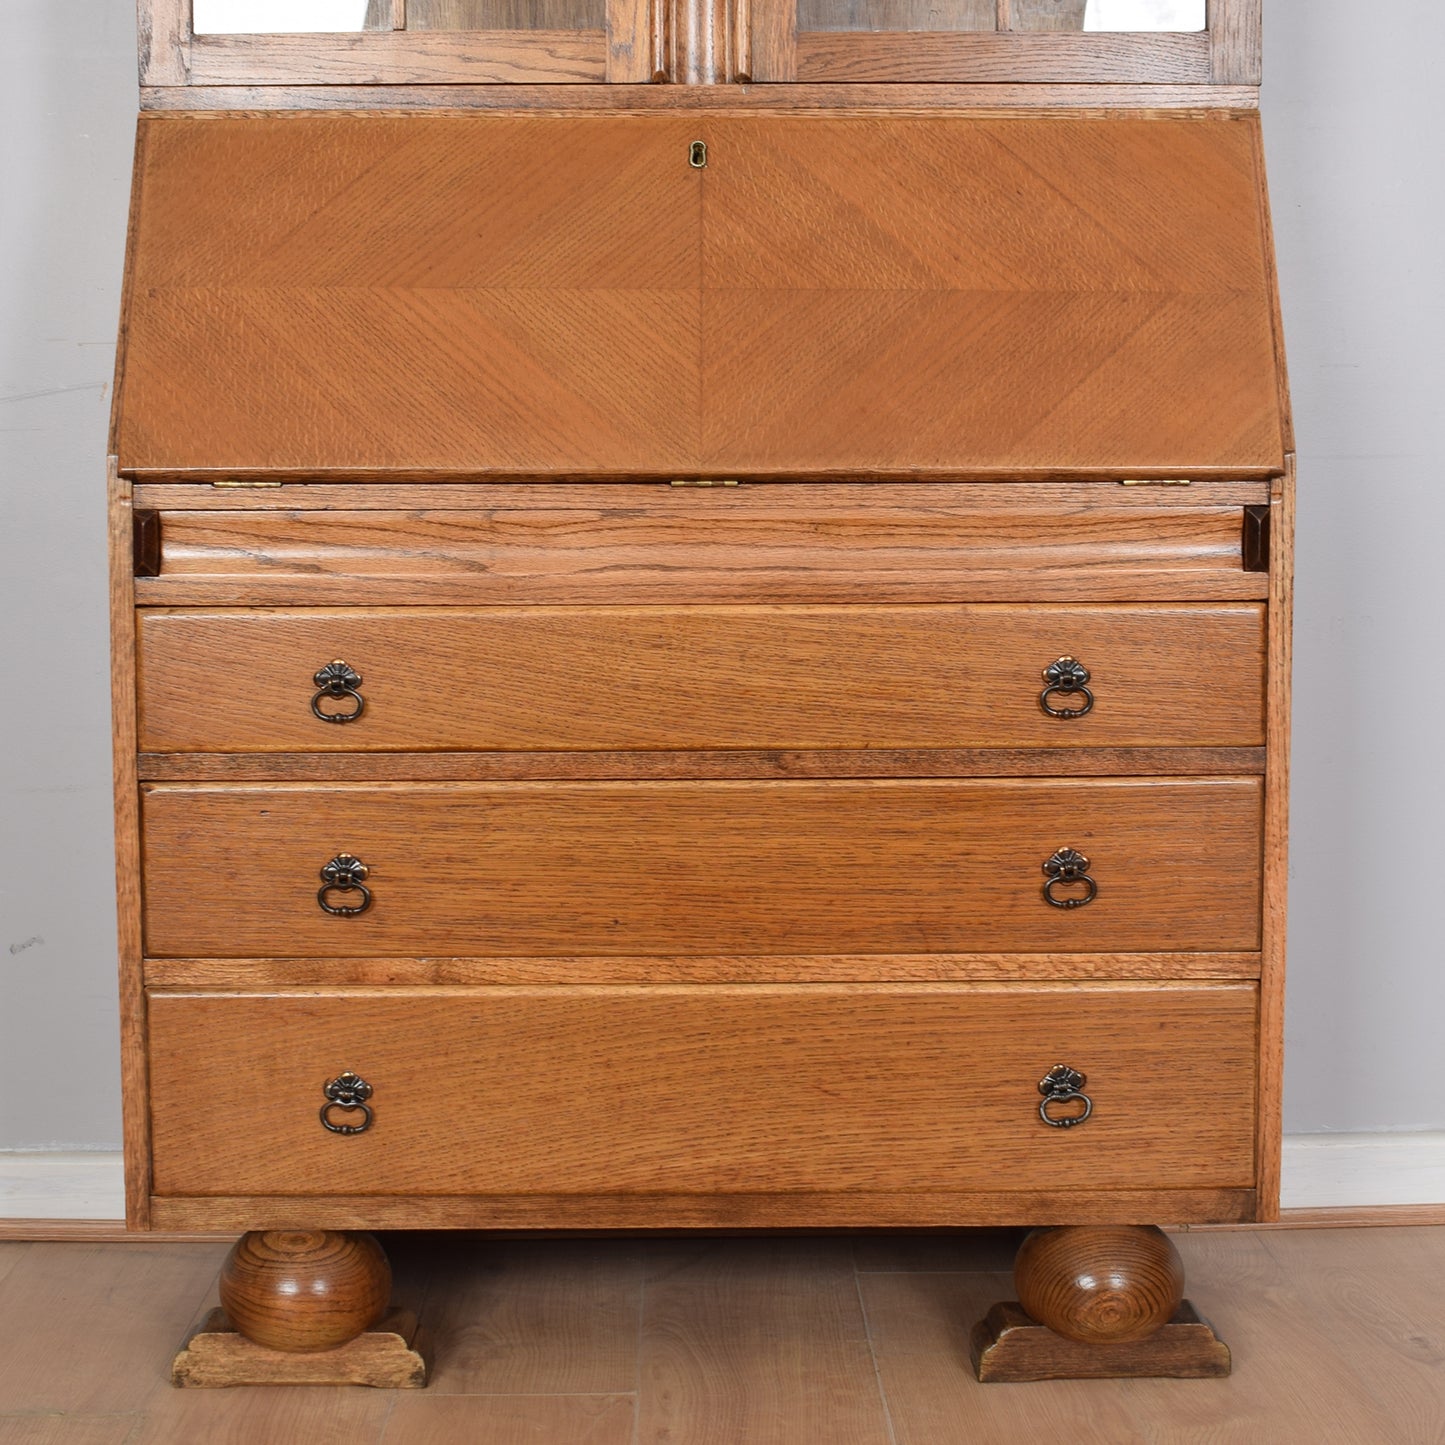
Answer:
[
  {"left": 1256, "top": 456, "right": 1293, "bottom": 1220},
  {"left": 146, "top": 983, "right": 1258, "bottom": 1197},
  {"left": 140, "top": 778, "right": 1264, "bottom": 957},
  {"left": 108, "top": 462, "right": 151, "bottom": 1229},
  {"left": 135, "top": 604, "right": 1267, "bottom": 753}
]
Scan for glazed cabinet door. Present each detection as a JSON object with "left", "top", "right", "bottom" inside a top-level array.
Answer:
[
  {"left": 745, "top": 0, "right": 1256, "bottom": 85},
  {"left": 149, "top": 0, "right": 655, "bottom": 86}
]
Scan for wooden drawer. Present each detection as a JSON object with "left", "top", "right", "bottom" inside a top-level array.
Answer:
[
  {"left": 147, "top": 984, "right": 1258, "bottom": 1199},
  {"left": 140, "top": 778, "right": 1262, "bottom": 957},
  {"left": 136, "top": 604, "right": 1266, "bottom": 754}
]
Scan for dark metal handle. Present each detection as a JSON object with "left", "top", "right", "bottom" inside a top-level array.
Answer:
[
  {"left": 1043, "top": 848, "right": 1096, "bottom": 909},
  {"left": 311, "top": 660, "right": 365, "bottom": 724},
  {"left": 321, "top": 1071, "right": 374, "bottom": 1135},
  {"left": 1039, "top": 656, "right": 1094, "bottom": 719},
  {"left": 1038, "top": 1064, "right": 1093, "bottom": 1129},
  {"left": 318, "top": 854, "right": 372, "bottom": 916}
]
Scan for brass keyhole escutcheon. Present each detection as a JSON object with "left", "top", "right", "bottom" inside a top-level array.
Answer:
[{"left": 689, "top": 140, "right": 708, "bottom": 169}]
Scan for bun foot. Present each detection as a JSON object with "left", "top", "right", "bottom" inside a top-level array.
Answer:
[
  {"left": 971, "top": 1225, "right": 1230, "bottom": 1382},
  {"left": 171, "top": 1229, "right": 428, "bottom": 1387}
]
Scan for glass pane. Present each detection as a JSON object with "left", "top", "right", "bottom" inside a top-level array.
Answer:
[
  {"left": 797, "top": 1, "right": 995, "bottom": 32},
  {"left": 407, "top": 0, "right": 605, "bottom": 25},
  {"left": 1037, "top": 0, "right": 1206, "bottom": 28},
  {"left": 193, "top": 0, "right": 373, "bottom": 31}
]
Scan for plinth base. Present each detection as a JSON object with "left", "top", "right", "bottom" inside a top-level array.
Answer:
[
  {"left": 172, "top": 1307, "right": 430, "bottom": 1388},
  {"left": 971, "top": 1300, "right": 1231, "bottom": 1382}
]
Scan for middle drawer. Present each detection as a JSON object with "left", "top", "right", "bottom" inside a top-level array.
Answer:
[{"left": 141, "top": 778, "right": 1262, "bottom": 957}]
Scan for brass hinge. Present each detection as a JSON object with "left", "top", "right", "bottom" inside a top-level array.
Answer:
[
  {"left": 669, "top": 478, "right": 740, "bottom": 488},
  {"left": 1120, "top": 478, "right": 1192, "bottom": 487},
  {"left": 210, "top": 479, "right": 284, "bottom": 489}
]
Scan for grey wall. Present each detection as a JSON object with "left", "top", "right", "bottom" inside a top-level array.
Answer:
[{"left": 1, "top": 1, "right": 1441, "bottom": 1148}]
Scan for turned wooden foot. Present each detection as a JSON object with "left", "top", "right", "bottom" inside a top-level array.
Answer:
[
  {"left": 971, "top": 1225, "right": 1231, "bottom": 1382},
  {"left": 172, "top": 1230, "right": 430, "bottom": 1387}
]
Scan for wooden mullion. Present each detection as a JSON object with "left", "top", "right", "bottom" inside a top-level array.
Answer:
[
  {"left": 1208, "top": 0, "right": 1262, "bottom": 84},
  {"left": 138, "top": 0, "right": 192, "bottom": 84},
  {"left": 607, "top": 0, "right": 659, "bottom": 80},
  {"left": 747, "top": 0, "right": 796, "bottom": 81},
  {"left": 996, "top": 0, "right": 1012, "bottom": 32}
]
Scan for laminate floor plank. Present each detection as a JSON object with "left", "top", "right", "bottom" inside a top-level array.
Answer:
[
  {"left": 0, "top": 1418, "right": 138, "bottom": 1445},
  {"left": 1250, "top": 1228, "right": 1445, "bottom": 1444},
  {"left": 638, "top": 1239, "right": 893, "bottom": 1445},
  {"left": 858, "top": 1267, "right": 1147, "bottom": 1445},
  {"left": 1103, "top": 1231, "right": 1409, "bottom": 1444},
  {"left": 380, "top": 1393, "right": 635, "bottom": 1444},
  {"left": 0, "top": 1244, "right": 225, "bottom": 1413},
  {"left": 0, "top": 1245, "right": 31, "bottom": 1292},
  {"left": 128, "top": 1388, "right": 393, "bottom": 1445},
  {"left": 408, "top": 1238, "right": 645, "bottom": 1396}
]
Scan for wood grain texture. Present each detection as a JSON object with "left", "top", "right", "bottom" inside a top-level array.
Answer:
[
  {"left": 138, "top": 0, "right": 191, "bottom": 85},
  {"left": 186, "top": 30, "right": 609, "bottom": 85},
  {"left": 407, "top": 0, "right": 605, "bottom": 27},
  {"left": 145, "top": 1187, "right": 1258, "bottom": 1231},
  {"left": 1209, "top": 0, "right": 1261, "bottom": 84},
  {"left": 971, "top": 1299, "right": 1231, "bottom": 1380},
  {"left": 145, "top": 983, "right": 1257, "bottom": 1198},
  {"left": 1014, "top": 1223, "right": 1184, "bottom": 1342},
  {"left": 638, "top": 1240, "right": 891, "bottom": 1445},
  {"left": 138, "top": 81, "right": 1261, "bottom": 109},
  {"left": 142, "top": 951, "right": 1262, "bottom": 988},
  {"left": 116, "top": 113, "right": 1284, "bottom": 478},
  {"left": 135, "top": 604, "right": 1266, "bottom": 753},
  {"left": 700, "top": 114, "right": 1282, "bottom": 476},
  {"left": 606, "top": 0, "right": 657, "bottom": 80},
  {"left": 136, "top": 747, "right": 1267, "bottom": 783},
  {"left": 172, "top": 1305, "right": 429, "bottom": 1387},
  {"left": 132, "top": 503, "right": 1272, "bottom": 606},
  {"left": 129, "top": 480, "right": 1272, "bottom": 509},
  {"left": 1256, "top": 457, "right": 1293, "bottom": 1221},
  {"left": 219, "top": 1229, "right": 390, "bottom": 1350},
  {"left": 792, "top": 29, "right": 1210, "bottom": 82},
  {"left": 139, "top": 778, "right": 1264, "bottom": 957},
  {"left": 107, "top": 463, "right": 151, "bottom": 1231}
]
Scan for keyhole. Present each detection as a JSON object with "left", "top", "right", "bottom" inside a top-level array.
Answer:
[{"left": 689, "top": 140, "right": 708, "bottom": 169}]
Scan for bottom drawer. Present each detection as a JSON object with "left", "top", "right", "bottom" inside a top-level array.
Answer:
[{"left": 148, "top": 984, "right": 1257, "bottom": 1201}]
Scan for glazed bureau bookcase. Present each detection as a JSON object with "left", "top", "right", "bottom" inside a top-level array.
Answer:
[{"left": 110, "top": 0, "right": 1291, "bottom": 1387}]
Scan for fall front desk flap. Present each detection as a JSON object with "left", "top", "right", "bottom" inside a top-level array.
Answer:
[{"left": 114, "top": 111, "right": 1286, "bottom": 478}]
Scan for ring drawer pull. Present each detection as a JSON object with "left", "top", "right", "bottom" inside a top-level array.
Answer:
[
  {"left": 1043, "top": 848, "right": 1096, "bottom": 909},
  {"left": 321, "top": 1072, "right": 374, "bottom": 1135},
  {"left": 1039, "top": 657, "right": 1094, "bottom": 719},
  {"left": 318, "top": 854, "right": 372, "bottom": 916},
  {"left": 311, "top": 660, "right": 365, "bottom": 724},
  {"left": 1038, "top": 1064, "right": 1093, "bottom": 1129}
]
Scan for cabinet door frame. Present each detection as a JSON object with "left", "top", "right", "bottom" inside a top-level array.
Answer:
[
  {"left": 745, "top": 0, "right": 1259, "bottom": 86},
  {"left": 140, "top": 0, "right": 657, "bottom": 86}
]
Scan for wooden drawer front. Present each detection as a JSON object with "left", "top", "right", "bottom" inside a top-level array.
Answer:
[
  {"left": 136, "top": 604, "right": 1266, "bottom": 754},
  {"left": 147, "top": 984, "right": 1258, "bottom": 1198},
  {"left": 132, "top": 490, "right": 1270, "bottom": 605},
  {"left": 141, "top": 779, "right": 1262, "bottom": 957}
]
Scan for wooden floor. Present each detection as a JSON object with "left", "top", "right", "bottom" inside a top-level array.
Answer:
[{"left": 0, "top": 1227, "right": 1441, "bottom": 1443}]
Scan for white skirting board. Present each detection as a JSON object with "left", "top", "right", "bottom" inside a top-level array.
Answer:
[{"left": 3, "top": 1136, "right": 1444, "bottom": 1220}]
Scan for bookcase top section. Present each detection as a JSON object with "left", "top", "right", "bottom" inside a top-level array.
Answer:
[
  {"left": 114, "top": 110, "right": 1287, "bottom": 479},
  {"left": 138, "top": 0, "right": 1262, "bottom": 101}
]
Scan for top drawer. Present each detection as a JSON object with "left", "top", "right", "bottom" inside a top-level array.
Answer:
[{"left": 137, "top": 604, "right": 1265, "bottom": 753}]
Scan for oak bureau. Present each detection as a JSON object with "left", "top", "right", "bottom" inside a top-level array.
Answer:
[{"left": 110, "top": 0, "right": 1291, "bottom": 1387}]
